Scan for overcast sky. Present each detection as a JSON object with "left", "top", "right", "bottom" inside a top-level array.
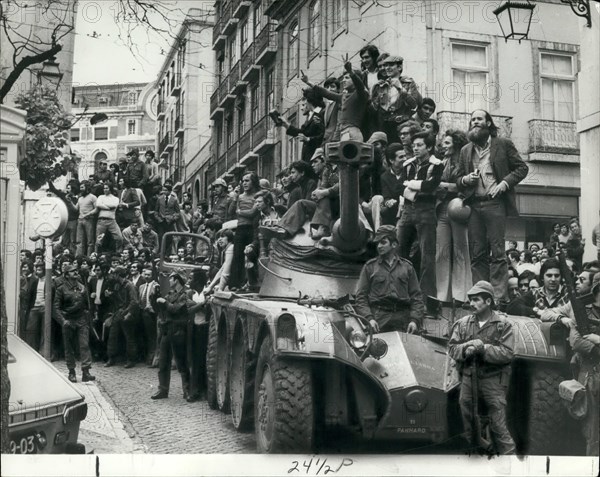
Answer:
[{"left": 73, "top": 1, "right": 194, "bottom": 86}]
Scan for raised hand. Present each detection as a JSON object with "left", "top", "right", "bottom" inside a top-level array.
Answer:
[{"left": 343, "top": 53, "right": 352, "bottom": 73}]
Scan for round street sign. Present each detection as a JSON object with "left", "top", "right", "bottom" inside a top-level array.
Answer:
[{"left": 30, "top": 197, "right": 68, "bottom": 238}]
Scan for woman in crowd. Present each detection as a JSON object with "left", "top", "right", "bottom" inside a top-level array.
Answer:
[{"left": 435, "top": 129, "right": 471, "bottom": 305}]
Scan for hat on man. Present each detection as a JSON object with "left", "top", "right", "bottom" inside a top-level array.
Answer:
[
  {"left": 467, "top": 280, "right": 495, "bottom": 303},
  {"left": 213, "top": 178, "right": 227, "bottom": 188},
  {"left": 113, "top": 265, "right": 129, "bottom": 278},
  {"left": 126, "top": 148, "right": 139, "bottom": 157},
  {"left": 169, "top": 270, "right": 186, "bottom": 285},
  {"left": 381, "top": 55, "right": 404, "bottom": 64},
  {"left": 309, "top": 148, "right": 324, "bottom": 162},
  {"left": 259, "top": 178, "right": 271, "bottom": 189},
  {"left": 373, "top": 225, "right": 397, "bottom": 243},
  {"left": 367, "top": 132, "right": 388, "bottom": 145},
  {"left": 64, "top": 264, "right": 78, "bottom": 274}
]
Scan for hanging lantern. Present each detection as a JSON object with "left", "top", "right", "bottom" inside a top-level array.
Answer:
[{"left": 493, "top": 1, "right": 536, "bottom": 42}]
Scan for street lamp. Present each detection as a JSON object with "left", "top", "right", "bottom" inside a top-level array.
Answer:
[
  {"left": 37, "top": 57, "right": 64, "bottom": 89},
  {"left": 493, "top": 1, "right": 536, "bottom": 43}
]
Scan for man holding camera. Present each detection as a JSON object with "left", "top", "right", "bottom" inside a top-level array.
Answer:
[{"left": 448, "top": 280, "right": 515, "bottom": 454}]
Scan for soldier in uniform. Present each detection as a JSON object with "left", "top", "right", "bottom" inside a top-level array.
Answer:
[
  {"left": 53, "top": 264, "right": 95, "bottom": 383},
  {"left": 355, "top": 225, "right": 424, "bottom": 333},
  {"left": 448, "top": 280, "right": 515, "bottom": 455},
  {"left": 558, "top": 273, "right": 600, "bottom": 456},
  {"left": 151, "top": 271, "right": 195, "bottom": 400}
]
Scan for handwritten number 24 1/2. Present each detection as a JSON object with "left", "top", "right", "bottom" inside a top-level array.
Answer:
[{"left": 288, "top": 457, "right": 353, "bottom": 475}]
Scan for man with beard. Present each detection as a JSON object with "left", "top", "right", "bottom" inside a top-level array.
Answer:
[{"left": 456, "top": 110, "right": 528, "bottom": 306}]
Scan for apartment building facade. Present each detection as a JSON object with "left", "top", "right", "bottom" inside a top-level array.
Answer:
[
  {"left": 70, "top": 82, "right": 157, "bottom": 179},
  {"left": 209, "top": 0, "right": 583, "bottom": 245},
  {"left": 154, "top": 8, "right": 214, "bottom": 199}
]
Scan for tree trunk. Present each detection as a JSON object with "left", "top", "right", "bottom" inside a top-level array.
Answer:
[{"left": 0, "top": 257, "right": 11, "bottom": 452}]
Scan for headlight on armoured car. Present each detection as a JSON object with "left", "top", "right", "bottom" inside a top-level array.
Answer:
[
  {"left": 404, "top": 389, "right": 428, "bottom": 413},
  {"left": 349, "top": 330, "right": 367, "bottom": 349}
]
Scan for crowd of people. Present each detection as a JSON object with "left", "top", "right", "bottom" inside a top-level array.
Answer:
[{"left": 16, "top": 42, "right": 599, "bottom": 456}]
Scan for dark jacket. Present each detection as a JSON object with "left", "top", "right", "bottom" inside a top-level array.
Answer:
[
  {"left": 380, "top": 169, "right": 404, "bottom": 224},
  {"left": 53, "top": 279, "right": 90, "bottom": 323},
  {"left": 211, "top": 193, "right": 232, "bottom": 222},
  {"left": 155, "top": 193, "right": 180, "bottom": 224},
  {"left": 287, "top": 176, "right": 317, "bottom": 209},
  {"left": 286, "top": 111, "right": 325, "bottom": 163},
  {"left": 400, "top": 156, "right": 444, "bottom": 204},
  {"left": 156, "top": 287, "right": 195, "bottom": 324},
  {"left": 456, "top": 136, "right": 529, "bottom": 217}
]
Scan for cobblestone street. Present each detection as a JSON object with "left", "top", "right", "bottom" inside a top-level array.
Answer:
[{"left": 53, "top": 361, "right": 256, "bottom": 454}]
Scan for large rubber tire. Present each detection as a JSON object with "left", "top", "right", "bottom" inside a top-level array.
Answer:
[
  {"left": 254, "top": 334, "right": 315, "bottom": 453},
  {"left": 229, "top": 322, "right": 256, "bottom": 431},
  {"left": 206, "top": 314, "right": 218, "bottom": 409},
  {"left": 216, "top": 319, "right": 230, "bottom": 413},
  {"left": 526, "top": 366, "right": 568, "bottom": 455}
]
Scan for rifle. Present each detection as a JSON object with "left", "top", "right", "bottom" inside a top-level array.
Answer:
[
  {"left": 470, "top": 355, "right": 491, "bottom": 453},
  {"left": 556, "top": 250, "right": 592, "bottom": 335}
]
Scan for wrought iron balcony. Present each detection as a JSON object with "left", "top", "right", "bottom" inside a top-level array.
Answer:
[
  {"left": 241, "top": 43, "right": 260, "bottom": 81},
  {"left": 255, "top": 23, "right": 277, "bottom": 66},
  {"left": 239, "top": 129, "right": 252, "bottom": 158},
  {"left": 175, "top": 113, "right": 184, "bottom": 138},
  {"left": 232, "top": 0, "right": 252, "bottom": 19},
  {"left": 159, "top": 132, "right": 172, "bottom": 156},
  {"left": 229, "top": 61, "right": 247, "bottom": 94},
  {"left": 528, "top": 119, "right": 579, "bottom": 160},
  {"left": 221, "top": 1, "right": 238, "bottom": 35},
  {"left": 212, "top": 20, "right": 225, "bottom": 50},
  {"left": 218, "top": 75, "right": 235, "bottom": 107},
  {"left": 264, "top": 0, "right": 293, "bottom": 20},
  {"left": 170, "top": 72, "right": 181, "bottom": 96},
  {"left": 157, "top": 98, "right": 165, "bottom": 120},
  {"left": 436, "top": 111, "right": 513, "bottom": 138},
  {"left": 253, "top": 115, "right": 276, "bottom": 153}
]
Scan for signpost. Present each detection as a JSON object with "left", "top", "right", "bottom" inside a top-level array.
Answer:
[{"left": 30, "top": 197, "right": 68, "bottom": 359}]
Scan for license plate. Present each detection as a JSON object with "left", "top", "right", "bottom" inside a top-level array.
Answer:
[{"left": 9, "top": 433, "right": 38, "bottom": 454}]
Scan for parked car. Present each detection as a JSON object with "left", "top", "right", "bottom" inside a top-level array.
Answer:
[{"left": 7, "top": 333, "right": 87, "bottom": 454}]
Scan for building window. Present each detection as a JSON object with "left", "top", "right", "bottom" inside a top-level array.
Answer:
[
  {"left": 251, "top": 83, "right": 259, "bottom": 124},
  {"left": 127, "top": 119, "right": 136, "bottom": 135},
  {"left": 253, "top": 1, "right": 263, "bottom": 38},
  {"left": 128, "top": 91, "right": 138, "bottom": 106},
  {"left": 94, "top": 127, "right": 108, "bottom": 141},
  {"left": 451, "top": 42, "right": 489, "bottom": 112},
  {"left": 332, "top": 0, "right": 347, "bottom": 32},
  {"left": 70, "top": 128, "right": 80, "bottom": 142},
  {"left": 216, "top": 121, "right": 223, "bottom": 157},
  {"left": 228, "top": 34, "right": 237, "bottom": 69},
  {"left": 540, "top": 52, "right": 575, "bottom": 122},
  {"left": 240, "top": 20, "right": 249, "bottom": 53},
  {"left": 288, "top": 21, "right": 299, "bottom": 77},
  {"left": 287, "top": 113, "right": 298, "bottom": 162},
  {"left": 265, "top": 68, "right": 275, "bottom": 120},
  {"left": 309, "top": 0, "right": 321, "bottom": 54},
  {"left": 238, "top": 94, "right": 246, "bottom": 137},
  {"left": 226, "top": 113, "right": 234, "bottom": 148}
]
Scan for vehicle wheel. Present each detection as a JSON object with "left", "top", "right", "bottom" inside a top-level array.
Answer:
[
  {"left": 216, "top": 319, "right": 230, "bottom": 413},
  {"left": 230, "top": 322, "right": 256, "bottom": 431},
  {"left": 526, "top": 366, "right": 568, "bottom": 455},
  {"left": 206, "top": 314, "right": 218, "bottom": 409},
  {"left": 254, "top": 334, "right": 314, "bottom": 453}
]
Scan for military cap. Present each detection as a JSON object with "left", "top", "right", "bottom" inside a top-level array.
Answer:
[
  {"left": 213, "top": 178, "right": 227, "bottom": 188},
  {"left": 367, "top": 131, "right": 388, "bottom": 145},
  {"left": 467, "top": 280, "right": 495, "bottom": 303},
  {"left": 373, "top": 225, "right": 397, "bottom": 243},
  {"left": 113, "top": 265, "right": 129, "bottom": 278},
  {"left": 309, "top": 148, "right": 324, "bottom": 162},
  {"left": 381, "top": 55, "right": 404, "bottom": 64},
  {"left": 64, "top": 264, "right": 78, "bottom": 273},
  {"left": 126, "top": 148, "right": 139, "bottom": 157},
  {"left": 169, "top": 270, "right": 186, "bottom": 285}
]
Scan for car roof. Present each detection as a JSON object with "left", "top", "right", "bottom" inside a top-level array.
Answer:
[{"left": 7, "top": 333, "right": 85, "bottom": 413}]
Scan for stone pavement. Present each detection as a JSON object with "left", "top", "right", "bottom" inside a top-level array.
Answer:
[{"left": 53, "top": 360, "right": 256, "bottom": 454}]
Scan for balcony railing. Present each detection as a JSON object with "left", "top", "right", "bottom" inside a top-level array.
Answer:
[
  {"left": 528, "top": 119, "right": 579, "bottom": 156},
  {"left": 264, "top": 0, "right": 292, "bottom": 19},
  {"left": 216, "top": 151, "right": 227, "bottom": 177},
  {"left": 241, "top": 43, "right": 260, "bottom": 81},
  {"left": 217, "top": 76, "right": 229, "bottom": 105},
  {"left": 436, "top": 111, "right": 513, "bottom": 138},
  {"left": 253, "top": 115, "right": 276, "bottom": 152},
  {"left": 157, "top": 99, "right": 165, "bottom": 120},
  {"left": 175, "top": 113, "right": 184, "bottom": 138},
  {"left": 212, "top": 18, "right": 222, "bottom": 46},
  {"left": 222, "top": 2, "right": 238, "bottom": 35},
  {"left": 232, "top": 0, "right": 252, "bottom": 19},
  {"left": 170, "top": 72, "right": 181, "bottom": 96},
  {"left": 239, "top": 129, "right": 252, "bottom": 158},
  {"left": 227, "top": 143, "right": 239, "bottom": 167},
  {"left": 159, "top": 132, "right": 172, "bottom": 155},
  {"left": 255, "top": 23, "right": 277, "bottom": 65}
]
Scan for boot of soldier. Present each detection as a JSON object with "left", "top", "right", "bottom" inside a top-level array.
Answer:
[
  {"left": 82, "top": 368, "right": 96, "bottom": 382},
  {"left": 68, "top": 369, "right": 77, "bottom": 383}
]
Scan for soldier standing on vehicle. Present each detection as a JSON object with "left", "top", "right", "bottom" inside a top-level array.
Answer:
[
  {"left": 448, "top": 280, "right": 515, "bottom": 455},
  {"left": 355, "top": 225, "right": 424, "bottom": 333},
  {"left": 151, "top": 271, "right": 194, "bottom": 400},
  {"left": 53, "top": 264, "right": 95, "bottom": 383},
  {"left": 558, "top": 273, "right": 600, "bottom": 456}
]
